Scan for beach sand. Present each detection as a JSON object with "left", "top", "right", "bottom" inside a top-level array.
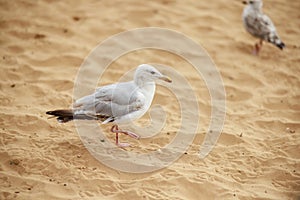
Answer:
[{"left": 0, "top": 0, "right": 299, "bottom": 199}]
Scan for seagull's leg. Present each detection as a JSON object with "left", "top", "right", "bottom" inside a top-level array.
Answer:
[
  {"left": 111, "top": 125, "right": 129, "bottom": 147},
  {"left": 111, "top": 125, "right": 140, "bottom": 139},
  {"left": 253, "top": 43, "right": 260, "bottom": 55},
  {"left": 111, "top": 125, "right": 140, "bottom": 147},
  {"left": 253, "top": 40, "right": 263, "bottom": 55}
]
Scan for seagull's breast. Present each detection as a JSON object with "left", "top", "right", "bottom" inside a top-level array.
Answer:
[
  {"left": 139, "top": 82, "right": 156, "bottom": 110},
  {"left": 115, "top": 82, "right": 156, "bottom": 124}
]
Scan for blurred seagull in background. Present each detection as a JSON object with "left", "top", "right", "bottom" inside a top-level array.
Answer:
[
  {"left": 46, "top": 64, "right": 172, "bottom": 147},
  {"left": 242, "top": 0, "right": 285, "bottom": 54}
]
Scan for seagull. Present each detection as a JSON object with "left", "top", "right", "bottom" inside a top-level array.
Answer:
[
  {"left": 46, "top": 64, "right": 172, "bottom": 147},
  {"left": 242, "top": 0, "right": 285, "bottom": 54}
]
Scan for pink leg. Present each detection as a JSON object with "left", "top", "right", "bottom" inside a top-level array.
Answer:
[
  {"left": 111, "top": 125, "right": 140, "bottom": 147},
  {"left": 253, "top": 40, "right": 263, "bottom": 55}
]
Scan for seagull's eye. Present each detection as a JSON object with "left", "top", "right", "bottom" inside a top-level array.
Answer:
[{"left": 150, "top": 71, "right": 155, "bottom": 75}]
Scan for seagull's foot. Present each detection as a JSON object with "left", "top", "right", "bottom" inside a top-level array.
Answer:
[
  {"left": 122, "top": 130, "right": 140, "bottom": 140},
  {"left": 117, "top": 142, "right": 131, "bottom": 148}
]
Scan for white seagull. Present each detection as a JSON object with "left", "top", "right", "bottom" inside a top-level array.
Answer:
[
  {"left": 46, "top": 64, "right": 172, "bottom": 147},
  {"left": 242, "top": 0, "right": 285, "bottom": 54}
]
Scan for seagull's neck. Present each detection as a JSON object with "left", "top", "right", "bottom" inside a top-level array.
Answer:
[
  {"left": 135, "top": 80, "right": 155, "bottom": 90},
  {"left": 134, "top": 79, "right": 156, "bottom": 98},
  {"left": 134, "top": 77, "right": 153, "bottom": 88},
  {"left": 249, "top": 4, "right": 262, "bottom": 12}
]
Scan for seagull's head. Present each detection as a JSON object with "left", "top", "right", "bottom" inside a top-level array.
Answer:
[
  {"left": 134, "top": 64, "right": 172, "bottom": 86},
  {"left": 243, "top": 0, "right": 263, "bottom": 10}
]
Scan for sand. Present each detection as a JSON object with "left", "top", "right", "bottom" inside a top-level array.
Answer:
[{"left": 0, "top": 0, "right": 299, "bottom": 199}]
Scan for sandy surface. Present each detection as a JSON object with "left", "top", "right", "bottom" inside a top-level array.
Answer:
[{"left": 1, "top": 0, "right": 300, "bottom": 199}]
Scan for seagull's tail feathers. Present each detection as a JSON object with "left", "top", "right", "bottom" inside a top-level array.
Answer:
[{"left": 268, "top": 33, "right": 285, "bottom": 50}]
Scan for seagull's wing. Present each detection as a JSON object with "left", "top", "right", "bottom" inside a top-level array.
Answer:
[
  {"left": 244, "top": 11, "right": 275, "bottom": 39},
  {"left": 73, "top": 81, "right": 146, "bottom": 121}
]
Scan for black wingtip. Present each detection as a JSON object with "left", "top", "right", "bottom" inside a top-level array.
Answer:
[
  {"left": 46, "top": 111, "right": 53, "bottom": 115},
  {"left": 46, "top": 110, "right": 74, "bottom": 123}
]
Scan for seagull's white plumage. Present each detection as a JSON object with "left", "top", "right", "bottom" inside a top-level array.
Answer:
[
  {"left": 73, "top": 64, "right": 164, "bottom": 124},
  {"left": 242, "top": 0, "right": 285, "bottom": 53},
  {"left": 46, "top": 64, "right": 172, "bottom": 147}
]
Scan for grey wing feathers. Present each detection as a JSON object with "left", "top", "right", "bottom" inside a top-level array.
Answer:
[
  {"left": 244, "top": 12, "right": 285, "bottom": 49},
  {"left": 72, "top": 82, "right": 145, "bottom": 120},
  {"left": 244, "top": 13, "right": 274, "bottom": 40}
]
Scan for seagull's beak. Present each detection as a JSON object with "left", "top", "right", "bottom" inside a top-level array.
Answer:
[{"left": 159, "top": 75, "right": 172, "bottom": 83}]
